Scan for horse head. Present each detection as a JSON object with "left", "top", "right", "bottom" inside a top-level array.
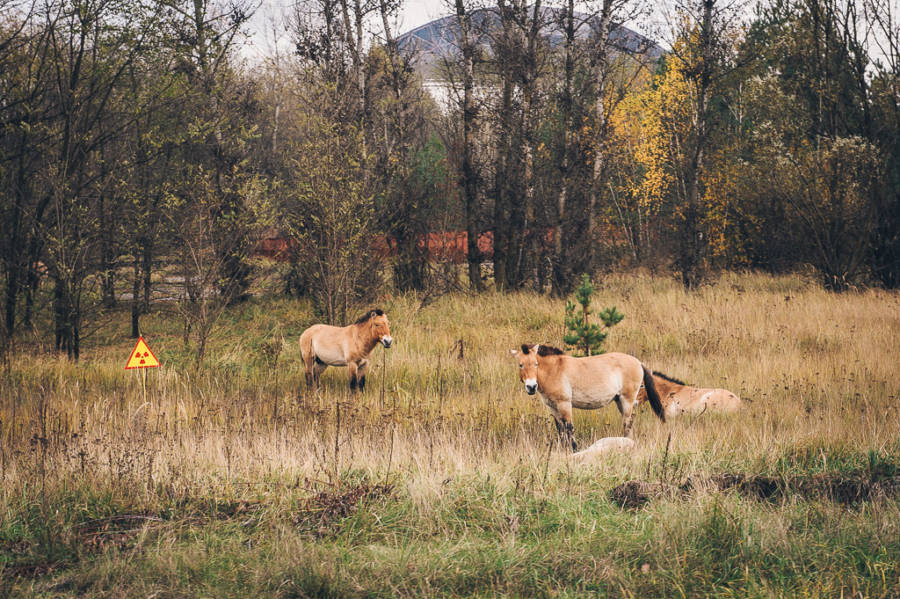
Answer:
[
  {"left": 510, "top": 343, "right": 540, "bottom": 395},
  {"left": 358, "top": 308, "right": 392, "bottom": 348}
]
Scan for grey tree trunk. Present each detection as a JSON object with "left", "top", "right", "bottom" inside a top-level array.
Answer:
[
  {"left": 679, "top": 0, "right": 715, "bottom": 289},
  {"left": 454, "top": 0, "right": 484, "bottom": 291},
  {"left": 552, "top": 0, "right": 575, "bottom": 296},
  {"left": 588, "top": 0, "right": 614, "bottom": 275}
]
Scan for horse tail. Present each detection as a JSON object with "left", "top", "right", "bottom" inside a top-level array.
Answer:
[
  {"left": 299, "top": 328, "right": 314, "bottom": 367},
  {"left": 642, "top": 366, "right": 666, "bottom": 422}
]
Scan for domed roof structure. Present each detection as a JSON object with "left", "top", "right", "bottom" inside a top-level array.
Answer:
[{"left": 397, "top": 6, "right": 663, "bottom": 75}]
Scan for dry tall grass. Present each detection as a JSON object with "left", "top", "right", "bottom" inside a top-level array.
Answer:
[{"left": 2, "top": 272, "right": 899, "bottom": 596}]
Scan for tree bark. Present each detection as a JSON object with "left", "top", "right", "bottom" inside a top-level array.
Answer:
[
  {"left": 455, "top": 0, "right": 484, "bottom": 291},
  {"left": 679, "top": 0, "right": 714, "bottom": 289},
  {"left": 552, "top": 0, "right": 575, "bottom": 296},
  {"left": 588, "top": 0, "right": 615, "bottom": 276}
]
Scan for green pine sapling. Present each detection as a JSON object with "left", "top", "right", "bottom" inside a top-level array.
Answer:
[{"left": 563, "top": 274, "right": 624, "bottom": 356}]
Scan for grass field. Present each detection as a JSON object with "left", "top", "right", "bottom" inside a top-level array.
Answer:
[{"left": 2, "top": 272, "right": 899, "bottom": 597}]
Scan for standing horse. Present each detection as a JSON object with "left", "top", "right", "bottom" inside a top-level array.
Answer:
[
  {"left": 510, "top": 344, "right": 665, "bottom": 450},
  {"left": 300, "top": 309, "right": 393, "bottom": 392},
  {"left": 637, "top": 371, "right": 743, "bottom": 418}
]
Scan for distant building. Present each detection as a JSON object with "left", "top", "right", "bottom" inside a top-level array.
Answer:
[{"left": 396, "top": 7, "right": 663, "bottom": 110}]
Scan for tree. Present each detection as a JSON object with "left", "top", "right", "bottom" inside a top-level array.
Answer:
[
  {"left": 865, "top": 0, "right": 900, "bottom": 287},
  {"left": 445, "top": 0, "right": 487, "bottom": 291},
  {"left": 286, "top": 121, "right": 381, "bottom": 324},
  {"left": 168, "top": 166, "right": 266, "bottom": 366},
  {"left": 0, "top": 2, "right": 51, "bottom": 342},
  {"left": 37, "top": 0, "right": 166, "bottom": 359},
  {"left": 488, "top": 0, "right": 547, "bottom": 291},
  {"left": 563, "top": 273, "right": 624, "bottom": 356},
  {"left": 735, "top": 0, "right": 891, "bottom": 288},
  {"left": 665, "top": 0, "right": 748, "bottom": 288}
]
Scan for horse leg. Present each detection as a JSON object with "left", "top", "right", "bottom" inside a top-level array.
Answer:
[
  {"left": 556, "top": 401, "right": 577, "bottom": 452},
  {"left": 357, "top": 359, "right": 369, "bottom": 391},
  {"left": 304, "top": 357, "right": 316, "bottom": 391},
  {"left": 621, "top": 401, "right": 636, "bottom": 439},
  {"left": 552, "top": 416, "right": 564, "bottom": 437},
  {"left": 348, "top": 362, "right": 359, "bottom": 393},
  {"left": 543, "top": 400, "right": 565, "bottom": 448},
  {"left": 609, "top": 393, "right": 637, "bottom": 438},
  {"left": 620, "top": 379, "right": 642, "bottom": 439},
  {"left": 313, "top": 362, "right": 326, "bottom": 390}
]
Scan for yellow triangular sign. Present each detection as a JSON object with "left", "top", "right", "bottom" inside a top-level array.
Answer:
[{"left": 125, "top": 336, "right": 160, "bottom": 369}]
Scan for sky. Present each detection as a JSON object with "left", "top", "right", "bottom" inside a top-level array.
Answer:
[{"left": 240, "top": 0, "right": 453, "bottom": 61}]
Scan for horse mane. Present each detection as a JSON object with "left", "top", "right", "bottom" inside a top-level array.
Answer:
[
  {"left": 519, "top": 343, "right": 565, "bottom": 356},
  {"left": 354, "top": 308, "right": 384, "bottom": 325},
  {"left": 653, "top": 370, "right": 687, "bottom": 386},
  {"left": 537, "top": 345, "right": 565, "bottom": 356}
]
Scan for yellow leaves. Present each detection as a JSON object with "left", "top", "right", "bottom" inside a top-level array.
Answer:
[{"left": 610, "top": 62, "right": 694, "bottom": 212}]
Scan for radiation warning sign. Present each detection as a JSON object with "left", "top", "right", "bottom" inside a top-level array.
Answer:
[{"left": 125, "top": 336, "right": 160, "bottom": 369}]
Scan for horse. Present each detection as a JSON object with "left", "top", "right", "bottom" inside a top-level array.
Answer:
[
  {"left": 300, "top": 308, "right": 393, "bottom": 392},
  {"left": 509, "top": 344, "right": 665, "bottom": 450},
  {"left": 636, "top": 371, "right": 743, "bottom": 418},
  {"left": 572, "top": 436, "right": 635, "bottom": 463}
]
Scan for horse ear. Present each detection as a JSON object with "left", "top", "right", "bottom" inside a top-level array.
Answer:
[{"left": 509, "top": 349, "right": 518, "bottom": 357}]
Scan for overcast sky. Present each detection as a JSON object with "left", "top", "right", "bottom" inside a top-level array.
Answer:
[{"left": 240, "top": 0, "right": 453, "bottom": 61}]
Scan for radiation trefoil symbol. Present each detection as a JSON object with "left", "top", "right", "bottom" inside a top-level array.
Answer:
[{"left": 125, "top": 336, "right": 160, "bottom": 369}]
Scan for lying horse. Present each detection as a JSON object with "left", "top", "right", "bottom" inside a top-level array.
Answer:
[
  {"left": 637, "top": 371, "right": 743, "bottom": 418},
  {"left": 300, "top": 309, "right": 393, "bottom": 392},
  {"left": 571, "top": 436, "right": 635, "bottom": 463},
  {"left": 510, "top": 344, "right": 665, "bottom": 450}
]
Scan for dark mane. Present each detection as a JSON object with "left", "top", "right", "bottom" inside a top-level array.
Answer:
[
  {"left": 653, "top": 371, "right": 687, "bottom": 385},
  {"left": 354, "top": 308, "right": 384, "bottom": 324},
  {"left": 537, "top": 345, "right": 565, "bottom": 356}
]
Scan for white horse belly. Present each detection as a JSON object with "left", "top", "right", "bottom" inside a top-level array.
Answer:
[
  {"left": 569, "top": 376, "right": 619, "bottom": 410},
  {"left": 312, "top": 341, "right": 348, "bottom": 367}
]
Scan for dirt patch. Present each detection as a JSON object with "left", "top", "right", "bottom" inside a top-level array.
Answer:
[
  {"left": 73, "top": 514, "right": 163, "bottom": 552},
  {"left": 2, "top": 560, "right": 70, "bottom": 580},
  {"left": 1, "top": 514, "right": 161, "bottom": 583},
  {"left": 2, "top": 502, "right": 263, "bottom": 583},
  {"left": 608, "top": 481, "right": 675, "bottom": 509},
  {"left": 609, "top": 473, "right": 900, "bottom": 509},
  {"left": 293, "top": 482, "right": 393, "bottom": 537}
]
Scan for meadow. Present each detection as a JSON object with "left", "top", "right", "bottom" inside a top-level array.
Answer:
[{"left": 1, "top": 271, "right": 899, "bottom": 597}]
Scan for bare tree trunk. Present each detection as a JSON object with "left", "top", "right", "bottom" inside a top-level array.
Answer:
[
  {"left": 454, "top": 0, "right": 484, "bottom": 291},
  {"left": 141, "top": 237, "right": 152, "bottom": 312},
  {"left": 679, "top": 0, "right": 714, "bottom": 289},
  {"left": 552, "top": 0, "right": 575, "bottom": 296},
  {"left": 515, "top": 0, "right": 542, "bottom": 290},
  {"left": 99, "top": 192, "right": 117, "bottom": 308},
  {"left": 131, "top": 251, "right": 141, "bottom": 338},
  {"left": 340, "top": 0, "right": 368, "bottom": 129},
  {"left": 493, "top": 70, "right": 513, "bottom": 290},
  {"left": 588, "top": 0, "right": 615, "bottom": 275}
]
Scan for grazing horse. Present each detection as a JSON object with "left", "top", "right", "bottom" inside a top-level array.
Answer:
[
  {"left": 300, "top": 309, "right": 393, "bottom": 392},
  {"left": 637, "top": 371, "right": 743, "bottom": 418},
  {"left": 510, "top": 344, "right": 665, "bottom": 450}
]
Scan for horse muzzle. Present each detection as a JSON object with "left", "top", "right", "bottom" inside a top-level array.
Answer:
[
  {"left": 524, "top": 379, "right": 537, "bottom": 395},
  {"left": 381, "top": 336, "right": 393, "bottom": 348}
]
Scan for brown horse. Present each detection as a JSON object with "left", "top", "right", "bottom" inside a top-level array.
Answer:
[
  {"left": 510, "top": 344, "right": 665, "bottom": 450},
  {"left": 300, "top": 309, "right": 393, "bottom": 392},
  {"left": 637, "top": 371, "right": 743, "bottom": 418}
]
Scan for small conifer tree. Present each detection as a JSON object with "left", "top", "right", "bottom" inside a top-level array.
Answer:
[{"left": 563, "top": 274, "right": 625, "bottom": 356}]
